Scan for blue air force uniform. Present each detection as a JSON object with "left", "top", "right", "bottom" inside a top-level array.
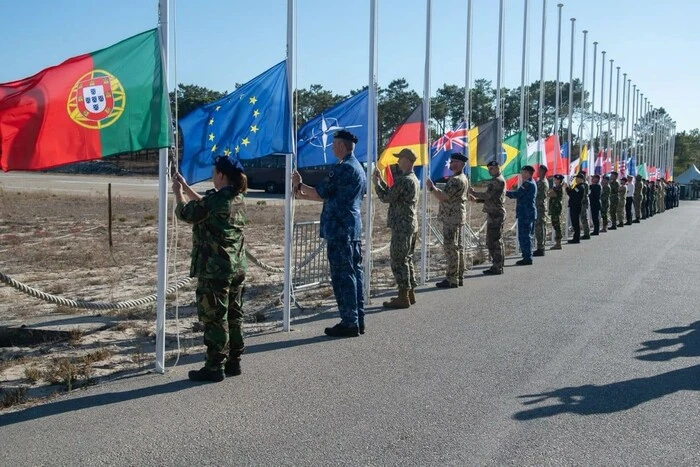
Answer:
[{"left": 506, "top": 177, "right": 537, "bottom": 261}]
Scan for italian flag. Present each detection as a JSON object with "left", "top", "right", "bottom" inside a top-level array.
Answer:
[{"left": 0, "top": 29, "right": 170, "bottom": 172}]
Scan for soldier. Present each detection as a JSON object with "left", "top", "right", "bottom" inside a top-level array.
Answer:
[
  {"left": 469, "top": 160, "right": 506, "bottom": 275},
  {"left": 547, "top": 174, "right": 565, "bottom": 249},
  {"left": 633, "top": 174, "right": 643, "bottom": 223},
  {"left": 293, "top": 130, "right": 366, "bottom": 338},
  {"left": 589, "top": 174, "right": 602, "bottom": 235},
  {"left": 374, "top": 148, "right": 420, "bottom": 307},
  {"left": 600, "top": 174, "right": 610, "bottom": 233},
  {"left": 608, "top": 171, "right": 620, "bottom": 230},
  {"left": 173, "top": 155, "right": 248, "bottom": 383},
  {"left": 617, "top": 176, "right": 627, "bottom": 228},
  {"left": 641, "top": 179, "right": 649, "bottom": 219},
  {"left": 506, "top": 165, "right": 537, "bottom": 265},
  {"left": 625, "top": 175, "right": 634, "bottom": 225},
  {"left": 566, "top": 172, "right": 585, "bottom": 244},
  {"left": 427, "top": 153, "right": 469, "bottom": 288},
  {"left": 579, "top": 171, "right": 591, "bottom": 240},
  {"left": 651, "top": 181, "right": 658, "bottom": 216},
  {"left": 533, "top": 165, "right": 549, "bottom": 257}
]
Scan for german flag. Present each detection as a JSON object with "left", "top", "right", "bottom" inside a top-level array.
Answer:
[{"left": 377, "top": 103, "right": 427, "bottom": 178}]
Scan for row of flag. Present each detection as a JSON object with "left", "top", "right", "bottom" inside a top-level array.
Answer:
[{"left": 0, "top": 29, "right": 673, "bottom": 187}]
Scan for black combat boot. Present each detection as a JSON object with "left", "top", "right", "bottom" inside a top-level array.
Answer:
[
  {"left": 324, "top": 322, "right": 360, "bottom": 338},
  {"left": 189, "top": 366, "right": 225, "bottom": 383},
  {"left": 224, "top": 358, "right": 242, "bottom": 377}
]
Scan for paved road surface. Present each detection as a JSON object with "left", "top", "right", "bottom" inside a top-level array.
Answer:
[{"left": 1, "top": 202, "right": 698, "bottom": 466}]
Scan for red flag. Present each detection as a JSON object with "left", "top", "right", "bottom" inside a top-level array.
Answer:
[{"left": 384, "top": 165, "right": 394, "bottom": 187}]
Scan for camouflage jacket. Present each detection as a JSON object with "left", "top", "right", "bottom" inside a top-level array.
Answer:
[
  {"left": 473, "top": 174, "right": 506, "bottom": 216},
  {"left": 618, "top": 184, "right": 627, "bottom": 204},
  {"left": 316, "top": 153, "right": 366, "bottom": 242},
  {"left": 374, "top": 171, "right": 420, "bottom": 232},
  {"left": 536, "top": 178, "right": 550, "bottom": 216},
  {"left": 438, "top": 172, "right": 468, "bottom": 226},
  {"left": 580, "top": 181, "right": 590, "bottom": 207},
  {"left": 634, "top": 181, "right": 643, "bottom": 200},
  {"left": 601, "top": 184, "right": 611, "bottom": 209},
  {"left": 176, "top": 188, "right": 247, "bottom": 280},
  {"left": 547, "top": 185, "right": 563, "bottom": 216},
  {"left": 609, "top": 180, "right": 620, "bottom": 205}
]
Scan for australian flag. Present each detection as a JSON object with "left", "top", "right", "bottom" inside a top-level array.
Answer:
[
  {"left": 178, "top": 61, "right": 291, "bottom": 184},
  {"left": 427, "top": 121, "right": 469, "bottom": 181},
  {"left": 296, "top": 89, "right": 369, "bottom": 168}
]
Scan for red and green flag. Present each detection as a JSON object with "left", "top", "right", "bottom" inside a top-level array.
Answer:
[{"left": 0, "top": 29, "right": 170, "bottom": 172}]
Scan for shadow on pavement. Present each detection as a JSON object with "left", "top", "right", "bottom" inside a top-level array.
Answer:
[
  {"left": 635, "top": 321, "right": 700, "bottom": 361},
  {"left": 513, "top": 364, "right": 700, "bottom": 420}
]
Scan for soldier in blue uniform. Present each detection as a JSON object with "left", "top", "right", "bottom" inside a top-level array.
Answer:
[
  {"left": 506, "top": 165, "right": 537, "bottom": 265},
  {"left": 293, "top": 130, "right": 366, "bottom": 338}
]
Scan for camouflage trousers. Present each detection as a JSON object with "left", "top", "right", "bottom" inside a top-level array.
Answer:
[
  {"left": 616, "top": 199, "right": 625, "bottom": 224},
  {"left": 601, "top": 202, "right": 609, "bottom": 227},
  {"left": 609, "top": 201, "right": 618, "bottom": 226},
  {"left": 390, "top": 228, "right": 418, "bottom": 290},
  {"left": 442, "top": 223, "right": 464, "bottom": 284},
  {"left": 580, "top": 204, "right": 590, "bottom": 236},
  {"left": 634, "top": 197, "right": 642, "bottom": 219},
  {"left": 550, "top": 212, "right": 562, "bottom": 241},
  {"left": 534, "top": 212, "right": 548, "bottom": 250},
  {"left": 486, "top": 213, "right": 505, "bottom": 271},
  {"left": 196, "top": 274, "right": 245, "bottom": 371}
]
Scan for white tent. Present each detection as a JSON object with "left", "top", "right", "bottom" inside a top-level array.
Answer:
[{"left": 674, "top": 164, "right": 700, "bottom": 185}]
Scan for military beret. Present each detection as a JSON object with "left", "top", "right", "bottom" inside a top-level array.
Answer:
[
  {"left": 575, "top": 172, "right": 585, "bottom": 179},
  {"left": 450, "top": 152, "right": 468, "bottom": 163},
  {"left": 522, "top": 165, "right": 535, "bottom": 174},
  {"left": 214, "top": 154, "right": 245, "bottom": 173},
  {"left": 553, "top": 174, "right": 565, "bottom": 181},
  {"left": 610, "top": 170, "right": 618, "bottom": 175},
  {"left": 334, "top": 130, "right": 358, "bottom": 143},
  {"left": 394, "top": 148, "right": 417, "bottom": 162},
  {"left": 539, "top": 165, "right": 548, "bottom": 172},
  {"left": 486, "top": 160, "right": 500, "bottom": 167}
]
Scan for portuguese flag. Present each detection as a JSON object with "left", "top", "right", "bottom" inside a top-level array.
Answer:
[{"left": 0, "top": 29, "right": 170, "bottom": 172}]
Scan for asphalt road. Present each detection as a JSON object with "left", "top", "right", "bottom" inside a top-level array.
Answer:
[{"left": 1, "top": 202, "right": 698, "bottom": 466}]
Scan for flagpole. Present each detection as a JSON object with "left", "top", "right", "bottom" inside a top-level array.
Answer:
[
  {"left": 589, "top": 41, "right": 597, "bottom": 162},
  {"left": 567, "top": 18, "right": 575, "bottom": 172},
  {"left": 496, "top": 0, "right": 505, "bottom": 158},
  {"left": 626, "top": 77, "right": 631, "bottom": 162},
  {"left": 365, "top": 0, "right": 378, "bottom": 302},
  {"left": 154, "top": 0, "right": 170, "bottom": 374},
  {"left": 554, "top": 3, "right": 563, "bottom": 175},
  {"left": 620, "top": 73, "right": 626, "bottom": 164},
  {"left": 537, "top": 0, "right": 547, "bottom": 155},
  {"left": 631, "top": 84, "right": 637, "bottom": 161},
  {"left": 282, "top": 0, "right": 296, "bottom": 332},
  {"left": 519, "top": 0, "right": 529, "bottom": 133},
  {"left": 613, "top": 66, "right": 620, "bottom": 166},
  {"left": 599, "top": 50, "right": 606, "bottom": 161},
  {"left": 420, "top": 0, "right": 432, "bottom": 286},
  {"left": 607, "top": 59, "right": 613, "bottom": 159},
  {"left": 640, "top": 94, "right": 645, "bottom": 164},
  {"left": 464, "top": 0, "right": 473, "bottom": 127},
  {"left": 578, "top": 30, "right": 587, "bottom": 162}
]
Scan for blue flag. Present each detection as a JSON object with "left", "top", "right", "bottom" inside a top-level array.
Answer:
[
  {"left": 296, "top": 89, "right": 369, "bottom": 168},
  {"left": 428, "top": 121, "right": 469, "bottom": 182},
  {"left": 179, "top": 61, "right": 291, "bottom": 183},
  {"left": 560, "top": 142, "right": 569, "bottom": 159},
  {"left": 627, "top": 154, "right": 636, "bottom": 176}
]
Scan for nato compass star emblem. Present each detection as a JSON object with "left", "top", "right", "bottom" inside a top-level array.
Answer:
[{"left": 303, "top": 115, "right": 362, "bottom": 163}]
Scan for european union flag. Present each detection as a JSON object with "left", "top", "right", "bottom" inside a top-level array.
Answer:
[
  {"left": 179, "top": 61, "right": 291, "bottom": 183},
  {"left": 296, "top": 89, "right": 368, "bottom": 168}
]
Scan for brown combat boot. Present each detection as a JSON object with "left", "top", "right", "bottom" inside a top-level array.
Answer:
[
  {"left": 408, "top": 288, "right": 416, "bottom": 305},
  {"left": 550, "top": 239, "right": 562, "bottom": 250},
  {"left": 382, "top": 289, "right": 411, "bottom": 309}
]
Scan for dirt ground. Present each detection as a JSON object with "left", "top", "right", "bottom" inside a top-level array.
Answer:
[{"left": 0, "top": 184, "right": 517, "bottom": 409}]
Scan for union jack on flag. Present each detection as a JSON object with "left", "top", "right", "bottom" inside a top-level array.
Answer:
[{"left": 429, "top": 121, "right": 468, "bottom": 181}]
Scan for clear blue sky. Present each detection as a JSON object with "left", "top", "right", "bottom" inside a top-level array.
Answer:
[{"left": 1, "top": 0, "right": 698, "bottom": 132}]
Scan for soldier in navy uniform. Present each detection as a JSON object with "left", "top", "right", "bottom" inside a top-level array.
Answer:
[{"left": 293, "top": 130, "right": 366, "bottom": 338}]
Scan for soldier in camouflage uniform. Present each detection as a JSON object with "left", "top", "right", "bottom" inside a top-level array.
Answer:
[
  {"left": 293, "top": 130, "right": 366, "bottom": 338},
  {"left": 633, "top": 174, "right": 643, "bottom": 223},
  {"left": 173, "top": 155, "right": 248, "bottom": 383},
  {"left": 374, "top": 148, "right": 420, "bottom": 308},
  {"left": 579, "top": 171, "right": 591, "bottom": 239},
  {"left": 533, "top": 165, "right": 549, "bottom": 257},
  {"left": 428, "top": 153, "right": 469, "bottom": 288},
  {"left": 608, "top": 171, "right": 619, "bottom": 230},
  {"left": 600, "top": 175, "right": 610, "bottom": 233},
  {"left": 547, "top": 174, "right": 565, "bottom": 249},
  {"left": 469, "top": 160, "right": 506, "bottom": 275},
  {"left": 642, "top": 179, "right": 649, "bottom": 219},
  {"left": 617, "top": 176, "right": 627, "bottom": 227}
]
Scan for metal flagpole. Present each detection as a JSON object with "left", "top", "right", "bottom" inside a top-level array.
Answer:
[
  {"left": 640, "top": 94, "right": 645, "bottom": 164},
  {"left": 519, "top": 0, "right": 529, "bottom": 133},
  {"left": 637, "top": 89, "right": 642, "bottom": 163},
  {"left": 567, "top": 17, "right": 575, "bottom": 173},
  {"left": 282, "top": 0, "right": 296, "bottom": 331},
  {"left": 607, "top": 59, "right": 613, "bottom": 160},
  {"left": 599, "top": 50, "right": 606, "bottom": 165},
  {"left": 537, "top": 0, "right": 547, "bottom": 156},
  {"left": 631, "top": 84, "right": 637, "bottom": 162},
  {"left": 589, "top": 41, "right": 597, "bottom": 163},
  {"left": 464, "top": 0, "right": 473, "bottom": 127},
  {"left": 496, "top": 0, "right": 505, "bottom": 161},
  {"left": 626, "top": 77, "right": 631, "bottom": 162},
  {"left": 420, "top": 0, "right": 432, "bottom": 285},
  {"left": 613, "top": 66, "right": 620, "bottom": 165},
  {"left": 364, "top": 0, "right": 378, "bottom": 302},
  {"left": 155, "top": 0, "right": 170, "bottom": 374},
  {"left": 578, "top": 30, "right": 587, "bottom": 161},
  {"left": 554, "top": 3, "right": 563, "bottom": 175},
  {"left": 620, "top": 73, "right": 626, "bottom": 164}
]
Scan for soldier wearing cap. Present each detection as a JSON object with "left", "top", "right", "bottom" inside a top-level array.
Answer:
[
  {"left": 633, "top": 174, "right": 643, "bottom": 223},
  {"left": 373, "top": 148, "right": 420, "bottom": 307},
  {"left": 579, "top": 171, "right": 591, "bottom": 240},
  {"left": 506, "top": 165, "right": 537, "bottom": 265},
  {"left": 617, "top": 176, "right": 627, "bottom": 228},
  {"left": 427, "top": 152, "right": 469, "bottom": 288},
  {"left": 292, "top": 130, "right": 366, "bottom": 338},
  {"left": 173, "top": 155, "right": 248, "bottom": 383},
  {"left": 608, "top": 171, "right": 620, "bottom": 230},
  {"left": 533, "top": 165, "right": 550, "bottom": 256},
  {"left": 565, "top": 172, "right": 586, "bottom": 243},
  {"left": 469, "top": 160, "right": 506, "bottom": 275},
  {"left": 547, "top": 174, "right": 565, "bottom": 249},
  {"left": 600, "top": 174, "right": 610, "bottom": 233}
]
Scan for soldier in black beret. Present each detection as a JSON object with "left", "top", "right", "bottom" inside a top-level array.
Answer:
[{"left": 333, "top": 130, "right": 358, "bottom": 144}]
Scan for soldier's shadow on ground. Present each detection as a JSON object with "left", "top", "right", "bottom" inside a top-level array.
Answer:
[
  {"left": 635, "top": 320, "right": 700, "bottom": 361},
  {"left": 512, "top": 364, "right": 700, "bottom": 420}
]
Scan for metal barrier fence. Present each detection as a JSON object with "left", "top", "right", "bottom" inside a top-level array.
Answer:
[{"left": 292, "top": 221, "right": 329, "bottom": 291}]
